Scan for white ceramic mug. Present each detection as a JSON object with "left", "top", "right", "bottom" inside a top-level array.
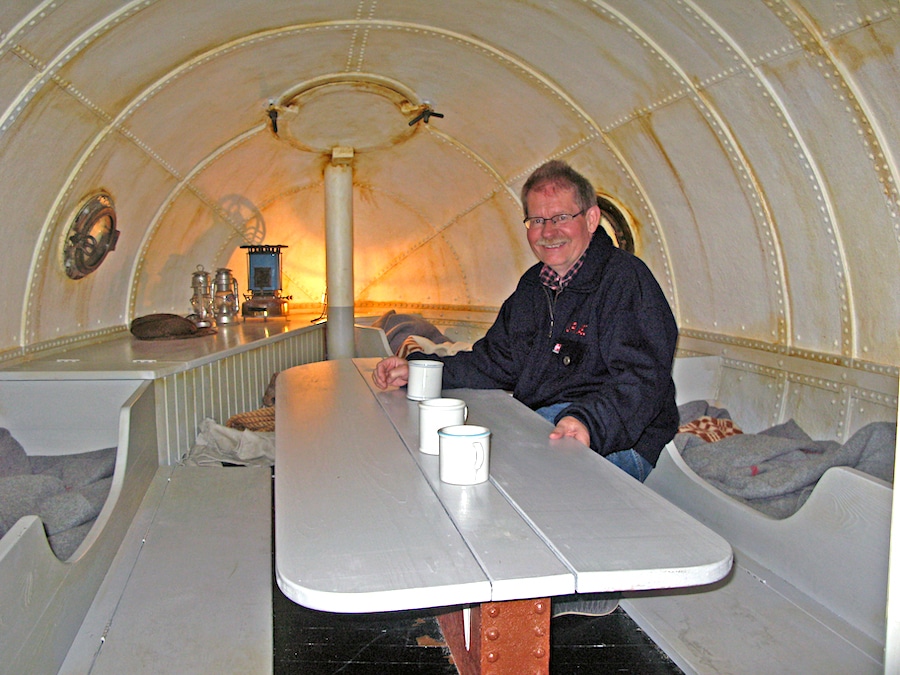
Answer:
[
  {"left": 439, "top": 425, "right": 490, "bottom": 485},
  {"left": 418, "top": 398, "right": 468, "bottom": 455},
  {"left": 406, "top": 360, "right": 444, "bottom": 400}
]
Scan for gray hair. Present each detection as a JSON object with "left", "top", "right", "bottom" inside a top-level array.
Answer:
[{"left": 521, "top": 160, "right": 597, "bottom": 216}]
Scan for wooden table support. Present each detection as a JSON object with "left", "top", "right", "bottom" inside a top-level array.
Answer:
[{"left": 438, "top": 598, "right": 550, "bottom": 675}]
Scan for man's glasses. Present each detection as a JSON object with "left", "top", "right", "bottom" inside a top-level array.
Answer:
[{"left": 523, "top": 209, "right": 585, "bottom": 230}]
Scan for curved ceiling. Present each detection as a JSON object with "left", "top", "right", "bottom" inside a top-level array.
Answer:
[{"left": 0, "top": 1, "right": 898, "bottom": 367}]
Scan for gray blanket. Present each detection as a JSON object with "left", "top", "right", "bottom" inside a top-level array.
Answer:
[
  {"left": 675, "top": 402, "right": 896, "bottom": 518},
  {"left": 371, "top": 310, "right": 450, "bottom": 354},
  {"left": 0, "top": 428, "right": 115, "bottom": 559}
]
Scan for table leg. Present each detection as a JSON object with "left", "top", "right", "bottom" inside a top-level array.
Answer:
[{"left": 437, "top": 598, "right": 550, "bottom": 675}]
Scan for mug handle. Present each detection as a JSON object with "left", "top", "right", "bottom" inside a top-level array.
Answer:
[
  {"left": 472, "top": 442, "right": 485, "bottom": 471},
  {"left": 463, "top": 406, "right": 468, "bottom": 422}
]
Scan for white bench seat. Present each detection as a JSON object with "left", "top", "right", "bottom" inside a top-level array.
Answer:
[
  {"left": 618, "top": 352, "right": 897, "bottom": 674},
  {"left": 621, "top": 444, "right": 890, "bottom": 674},
  {"left": 61, "top": 465, "right": 273, "bottom": 674}
]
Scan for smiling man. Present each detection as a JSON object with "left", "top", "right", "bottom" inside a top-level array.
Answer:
[{"left": 374, "top": 159, "right": 678, "bottom": 482}]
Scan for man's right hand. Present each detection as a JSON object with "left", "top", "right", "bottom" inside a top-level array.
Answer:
[{"left": 372, "top": 356, "right": 410, "bottom": 389}]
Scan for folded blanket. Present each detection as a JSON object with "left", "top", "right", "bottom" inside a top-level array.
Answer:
[
  {"left": 0, "top": 474, "right": 64, "bottom": 535},
  {"left": 0, "top": 428, "right": 30, "bottom": 476},
  {"left": 677, "top": 416, "right": 742, "bottom": 443},
  {"left": 397, "top": 335, "right": 474, "bottom": 359},
  {"left": 675, "top": 402, "right": 896, "bottom": 518},
  {"left": 674, "top": 401, "right": 735, "bottom": 451},
  {"left": 39, "top": 476, "right": 112, "bottom": 536},
  {"left": 372, "top": 310, "right": 450, "bottom": 355},
  {"left": 0, "top": 430, "right": 117, "bottom": 558}
]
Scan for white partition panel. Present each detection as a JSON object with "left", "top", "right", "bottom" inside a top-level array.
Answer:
[{"left": 154, "top": 325, "right": 325, "bottom": 464}]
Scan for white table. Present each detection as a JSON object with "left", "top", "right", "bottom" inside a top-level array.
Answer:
[{"left": 275, "top": 358, "right": 732, "bottom": 674}]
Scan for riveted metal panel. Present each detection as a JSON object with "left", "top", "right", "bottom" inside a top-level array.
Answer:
[
  {"left": 716, "top": 360, "right": 784, "bottom": 433},
  {"left": 761, "top": 43, "right": 899, "bottom": 362},
  {"left": 848, "top": 387, "right": 899, "bottom": 439},
  {"left": 612, "top": 99, "right": 778, "bottom": 339},
  {"left": 783, "top": 374, "right": 847, "bottom": 441}
]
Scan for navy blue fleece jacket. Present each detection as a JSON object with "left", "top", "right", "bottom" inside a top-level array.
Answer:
[{"left": 410, "top": 229, "right": 679, "bottom": 465}]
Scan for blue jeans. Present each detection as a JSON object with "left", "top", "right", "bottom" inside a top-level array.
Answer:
[{"left": 535, "top": 403, "right": 653, "bottom": 482}]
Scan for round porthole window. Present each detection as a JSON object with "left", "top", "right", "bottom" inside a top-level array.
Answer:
[
  {"left": 597, "top": 195, "right": 635, "bottom": 254},
  {"left": 63, "top": 191, "right": 119, "bottom": 279}
]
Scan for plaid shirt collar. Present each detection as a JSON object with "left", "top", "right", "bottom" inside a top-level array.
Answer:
[{"left": 539, "top": 250, "right": 588, "bottom": 291}]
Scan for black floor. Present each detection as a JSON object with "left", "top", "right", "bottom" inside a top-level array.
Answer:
[{"left": 273, "top": 585, "right": 683, "bottom": 674}]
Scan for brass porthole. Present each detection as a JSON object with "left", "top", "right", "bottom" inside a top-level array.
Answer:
[{"left": 63, "top": 191, "right": 119, "bottom": 279}]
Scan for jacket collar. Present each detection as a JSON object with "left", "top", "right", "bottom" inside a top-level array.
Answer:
[{"left": 527, "top": 227, "right": 615, "bottom": 291}]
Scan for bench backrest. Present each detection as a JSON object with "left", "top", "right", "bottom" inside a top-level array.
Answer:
[
  {"left": 668, "top": 352, "right": 896, "bottom": 644},
  {"left": 354, "top": 325, "right": 392, "bottom": 358},
  {"left": 672, "top": 349, "right": 897, "bottom": 441}
]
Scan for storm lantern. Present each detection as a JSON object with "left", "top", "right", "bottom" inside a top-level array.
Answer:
[{"left": 240, "top": 244, "right": 291, "bottom": 319}]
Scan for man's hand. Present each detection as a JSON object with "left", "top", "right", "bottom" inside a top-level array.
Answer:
[
  {"left": 549, "top": 415, "right": 591, "bottom": 448},
  {"left": 372, "top": 356, "right": 410, "bottom": 390}
]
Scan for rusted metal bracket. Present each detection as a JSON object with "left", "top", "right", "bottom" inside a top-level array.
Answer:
[{"left": 438, "top": 597, "right": 550, "bottom": 675}]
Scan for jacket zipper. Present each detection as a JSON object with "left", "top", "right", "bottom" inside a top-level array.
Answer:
[{"left": 544, "top": 286, "right": 561, "bottom": 339}]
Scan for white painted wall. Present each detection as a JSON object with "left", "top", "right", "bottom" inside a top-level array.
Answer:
[{"left": 0, "top": 1, "right": 894, "bottom": 370}]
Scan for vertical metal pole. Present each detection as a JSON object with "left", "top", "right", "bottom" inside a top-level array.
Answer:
[{"left": 325, "top": 147, "right": 354, "bottom": 360}]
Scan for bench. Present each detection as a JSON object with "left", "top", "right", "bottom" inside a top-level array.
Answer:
[
  {"left": 623, "top": 449, "right": 889, "bottom": 674},
  {"left": 60, "top": 464, "right": 272, "bottom": 674},
  {"left": 621, "top": 353, "right": 895, "bottom": 674},
  {"left": 0, "top": 380, "right": 156, "bottom": 675},
  {"left": 0, "top": 323, "right": 321, "bottom": 674}
]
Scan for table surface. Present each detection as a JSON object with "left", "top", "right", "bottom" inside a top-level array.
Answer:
[{"left": 275, "top": 358, "right": 732, "bottom": 614}]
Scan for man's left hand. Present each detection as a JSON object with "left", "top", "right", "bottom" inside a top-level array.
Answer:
[{"left": 549, "top": 415, "right": 591, "bottom": 448}]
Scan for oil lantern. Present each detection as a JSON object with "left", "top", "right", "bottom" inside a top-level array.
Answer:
[{"left": 241, "top": 244, "right": 291, "bottom": 319}]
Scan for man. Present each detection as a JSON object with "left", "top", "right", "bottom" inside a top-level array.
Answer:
[{"left": 373, "top": 160, "right": 678, "bottom": 482}]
